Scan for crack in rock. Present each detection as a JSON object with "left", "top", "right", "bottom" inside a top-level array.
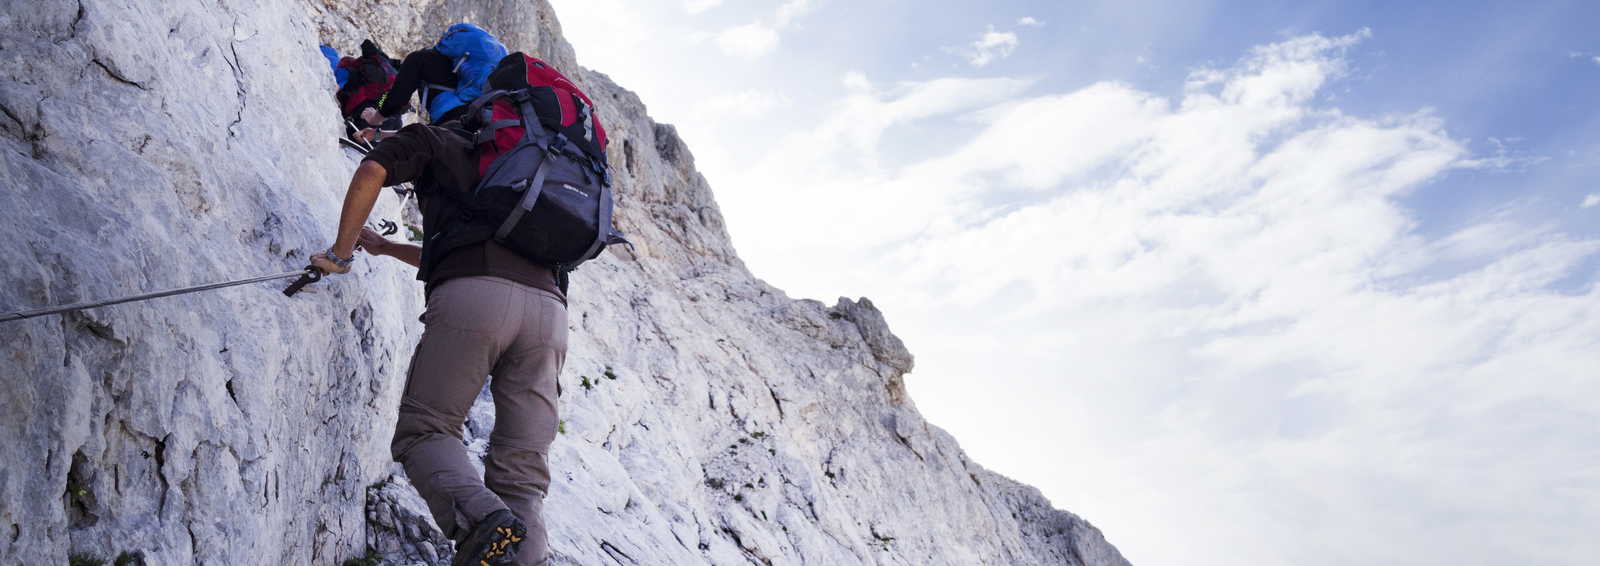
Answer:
[
  {"left": 89, "top": 58, "right": 150, "bottom": 91},
  {"left": 223, "top": 21, "right": 248, "bottom": 139},
  {"left": 51, "top": 0, "right": 86, "bottom": 45}
]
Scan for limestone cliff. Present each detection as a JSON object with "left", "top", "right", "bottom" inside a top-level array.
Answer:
[{"left": 0, "top": 1, "right": 1129, "bottom": 564}]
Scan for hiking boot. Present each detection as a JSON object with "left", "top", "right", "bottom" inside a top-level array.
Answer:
[{"left": 452, "top": 509, "right": 526, "bottom": 566}]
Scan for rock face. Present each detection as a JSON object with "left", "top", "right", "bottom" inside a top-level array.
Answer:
[{"left": 0, "top": 1, "right": 1130, "bottom": 565}]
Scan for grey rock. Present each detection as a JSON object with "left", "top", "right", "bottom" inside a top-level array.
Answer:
[{"left": 0, "top": 1, "right": 1130, "bottom": 565}]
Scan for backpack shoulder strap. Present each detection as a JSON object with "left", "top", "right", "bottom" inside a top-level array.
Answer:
[{"left": 463, "top": 89, "right": 516, "bottom": 143}]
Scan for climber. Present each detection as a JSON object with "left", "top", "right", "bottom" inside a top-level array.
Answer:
[
  {"left": 313, "top": 143, "right": 560, "bottom": 566},
  {"left": 335, "top": 39, "right": 402, "bottom": 143},
  {"left": 358, "top": 23, "right": 507, "bottom": 130},
  {"left": 310, "top": 91, "right": 564, "bottom": 566},
  {"left": 362, "top": 47, "right": 461, "bottom": 127}
]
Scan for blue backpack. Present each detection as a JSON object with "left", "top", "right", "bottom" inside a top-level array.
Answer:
[{"left": 429, "top": 23, "right": 507, "bottom": 122}]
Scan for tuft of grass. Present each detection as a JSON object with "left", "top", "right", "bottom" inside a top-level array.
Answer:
[
  {"left": 341, "top": 546, "right": 382, "bottom": 566},
  {"left": 580, "top": 376, "right": 594, "bottom": 390},
  {"left": 750, "top": 431, "right": 767, "bottom": 439},
  {"left": 68, "top": 555, "right": 104, "bottom": 566},
  {"left": 65, "top": 478, "right": 90, "bottom": 500},
  {"left": 558, "top": 420, "right": 567, "bottom": 434},
  {"left": 603, "top": 367, "right": 618, "bottom": 380},
  {"left": 113, "top": 552, "right": 142, "bottom": 566}
]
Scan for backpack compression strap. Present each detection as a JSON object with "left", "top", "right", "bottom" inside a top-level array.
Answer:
[
  {"left": 465, "top": 89, "right": 519, "bottom": 143},
  {"left": 492, "top": 98, "right": 558, "bottom": 241},
  {"left": 577, "top": 182, "right": 613, "bottom": 263}
]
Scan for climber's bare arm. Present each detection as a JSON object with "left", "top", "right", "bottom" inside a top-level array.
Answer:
[
  {"left": 385, "top": 243, "right": 422, "bottom": 268},
  {"left": 311, "top": 160, "right": 386, "bottom": 274},
  {"left": 361, "top": 230, "right": 422, "bottom": 268}
]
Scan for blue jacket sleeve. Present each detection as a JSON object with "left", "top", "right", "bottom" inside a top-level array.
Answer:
[{"left": 320, "top": 45, "right": 349, "bottom": 88}]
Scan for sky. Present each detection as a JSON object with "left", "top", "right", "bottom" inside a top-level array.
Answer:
[{"left": 545, "top": 1, "right": 1600, "bottom": 565}]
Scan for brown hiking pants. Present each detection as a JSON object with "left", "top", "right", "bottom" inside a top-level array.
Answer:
[{"left": 390, "top": 276, "right": 566, "bottom": 565}]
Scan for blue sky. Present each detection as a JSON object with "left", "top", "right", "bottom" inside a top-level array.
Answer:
[{"left": 548, "top": 2, "right": 1599, "bottom": 565}]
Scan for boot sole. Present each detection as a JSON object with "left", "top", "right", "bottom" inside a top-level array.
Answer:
[{"left": 461, "top": 522, "right": 527, "bottom": 566}]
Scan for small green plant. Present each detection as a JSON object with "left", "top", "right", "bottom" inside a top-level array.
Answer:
[
  {"left": 580, "top": 376, "right": 594, "bottom": 390},
  {"left": 871, "top": 527, "right": 896, "bottom": 550},
  {"left": 558, "top": 420, "right": 567, "bottom": 434},
  {"left": 65, "top": 478, "right": 89, "bottom": 500},
  {"left": 603, "top": 367, "right": 618, "bottom": 380},
  {"left": 68, "top": 555, "right": 104, "bottom": 566},
  {"left": 341, "top": 546, "right": 382, "bottom": 566},
  {"left": 750, "top": 431, "right": 767, "bottom": 439},
  {"left": 113, "top": 552, "right": 143, "bottom": 566}
]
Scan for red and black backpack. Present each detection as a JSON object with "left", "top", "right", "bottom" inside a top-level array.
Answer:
[
  {"left": 335, "top": 45, "right": 398, "bottom": 116},
  {"left": 420, "top": 52, "right": 625, "bottom": 290},
  {"left": 467, "top": 53, "right": 608, "bottom": 173}
]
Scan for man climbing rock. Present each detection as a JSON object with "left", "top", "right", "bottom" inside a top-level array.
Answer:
[
  {"left": 334, "top": 40, "right": 403, "bottom": 143},
  {"left": 311, "top": 122, "right": 566, "bottom": 566},
  {"left": 365, "top": 47, "right": 462, "bottom": 126},
  {"left": 360, "top": 23, "right": 508, "bottom": 129}
]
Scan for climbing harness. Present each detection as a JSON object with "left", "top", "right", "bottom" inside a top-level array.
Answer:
[{"left": 1, "top": 221, "right": 400, "bottom": 323}]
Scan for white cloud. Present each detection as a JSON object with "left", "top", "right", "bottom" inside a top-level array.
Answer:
[
  {"left": 841, "top": 70, "right": 871, "bottom": 91},
  {"left": 684, "top": 0, "right": 722, "bottom": 13},
  {"left": 716, "top": 23, "right": 780, "bottom": 58},
  {"left": 957, "top": 25, "right": 1020, "bottom": 67},
  {"left": 1455, "top": 137, "right": 1550, "bottom": 172},
  {"left": 1583, "top": 193, "right": 1599, "bottom": 208},
  {"left": 1594, "top": 55, "right": 1600, "bottom": 66},
  {"left": 692, "top": 89, "right": 792, "bottom": 118},
  {"left": 1017, "top": 16, "right": 1045, "bottom": 27},
  {"left": 710, "top": 0, "right": 814, "bottom": 59},
  {"left": 775, "top": 0, "right": 813, "bottom": 28},
  {"left": 715, "top": 30, "right": 1600, "bottom": 566}
]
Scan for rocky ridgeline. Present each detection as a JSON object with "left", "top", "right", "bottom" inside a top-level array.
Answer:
[{"left": 0, "top": 1, "right": 1129, "bottom": 565}]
